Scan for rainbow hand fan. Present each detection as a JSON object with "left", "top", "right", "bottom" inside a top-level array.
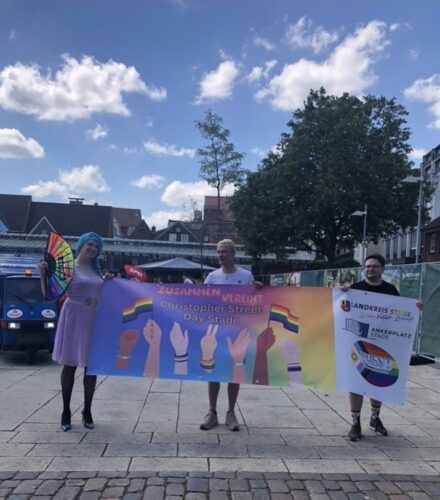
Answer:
[{"left": 44, "top": 232, "right": 75, "bottom": 300}]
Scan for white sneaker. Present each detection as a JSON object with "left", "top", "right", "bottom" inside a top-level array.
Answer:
[
  {"left": 200, "top": 410, "right": 218, "bottom": 430},
  {"left": 225, "top": 410, "right": 240, "bottom": 431}
]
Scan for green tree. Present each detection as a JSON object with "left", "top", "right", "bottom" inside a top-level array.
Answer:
[
  {"left": 231, "top": 88, "right": 425, "bottom": 266},
  {"left": 195, "top": 110, "right": 245, "bottom": 238}
]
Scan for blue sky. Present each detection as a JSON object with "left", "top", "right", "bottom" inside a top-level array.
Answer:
[{"left": 1, "top": 0, "right": 440, "bottom": 229}]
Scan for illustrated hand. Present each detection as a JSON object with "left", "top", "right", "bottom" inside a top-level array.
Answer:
[
  {"left": 143, "top": 319, "right": 162, "bottom": 349},
  {"left": 200, "top": 324, "right": 218, "bottom": 360},
  {"left": 280, "top": 338, "right": 300, "bottom": 365},
  {"left": 256, "top": 327, "right": 275, "bottom": 354},
  {"left": 227, "top": 328, "right": 251, "bottom": 364},
  {"left": 170, "top": 321, "right": 189, "bottom": 356},
  {"left": 115, "top": 329, "right": 139, "bottom": 369}
]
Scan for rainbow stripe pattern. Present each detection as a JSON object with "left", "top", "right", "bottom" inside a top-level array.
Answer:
[
  {"left": 269, "top": 304, "right": 299, "bottom": 334},
  {"left": 122, "top": 297, "right": 153, "bottom": 322}
]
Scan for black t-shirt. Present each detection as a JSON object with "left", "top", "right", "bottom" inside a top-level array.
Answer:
[{"left": 350, "top": 280, "right": 400, "bottom": 297}]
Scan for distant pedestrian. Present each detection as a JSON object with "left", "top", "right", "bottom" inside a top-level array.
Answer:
[{"left": 183, "top": 274, "right": 194, "bottom": 284}]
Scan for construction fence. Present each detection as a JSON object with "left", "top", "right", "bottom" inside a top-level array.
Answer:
[{"left": 266, "top": 262, "right": 440, "bottom": 360}]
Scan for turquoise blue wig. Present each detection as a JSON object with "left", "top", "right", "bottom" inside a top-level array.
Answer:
[{"left": 76, "top": 232, "right": 104, "bottom": 276}]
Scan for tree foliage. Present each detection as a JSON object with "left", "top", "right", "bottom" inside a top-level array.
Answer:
[
  {"left": 195, "top": 110, "right": 245, "bottom": 238},
  {"left": 231, "top": 88, "right": 423, "bottom": 265}
]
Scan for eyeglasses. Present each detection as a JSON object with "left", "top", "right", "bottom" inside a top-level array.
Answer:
[{"left": 364, "top": 265, "right": 381, "bottom": 269}]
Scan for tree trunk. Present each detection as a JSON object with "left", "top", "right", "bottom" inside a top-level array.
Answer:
[{"left": 216, "top": 185, "right": 223, "bottom": 239}]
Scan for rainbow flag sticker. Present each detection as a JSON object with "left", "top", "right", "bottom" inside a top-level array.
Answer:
[
  {"left": 269, "top": 304, "right": 299, "bottom": 334},
  {"left": 122, "top": 297, "right": 153, "bottom": 322}
]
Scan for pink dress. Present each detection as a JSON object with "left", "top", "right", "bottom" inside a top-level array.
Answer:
[{"left": 52, "top": 265, "right": 103, "bottom": 368}]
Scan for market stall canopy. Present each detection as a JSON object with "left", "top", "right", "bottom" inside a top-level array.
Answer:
[{"left": 138, "top": 257, "right": 216, "bottom": 271}]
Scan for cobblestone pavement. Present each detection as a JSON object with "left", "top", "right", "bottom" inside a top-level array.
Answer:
[
  {"left": 0, "top": 470, "right": 440, "bottom": 499},
  {"left": 1, "top": 355, "right": 440, "bottom": 498}
]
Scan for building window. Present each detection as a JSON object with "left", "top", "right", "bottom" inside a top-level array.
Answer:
[
  {"left": 180, "top": 234, "right": 189, "bottom": 242},
  {"left": 168, "top": 233, "right": 177, "bottom": 242},
  {"left": 429, "top": 233, "right": 437, "bottom": 254}
]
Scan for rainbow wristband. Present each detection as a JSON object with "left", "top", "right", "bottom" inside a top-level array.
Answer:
[{"left": 200, "top": 357, "right": 215, "bottom": 370}]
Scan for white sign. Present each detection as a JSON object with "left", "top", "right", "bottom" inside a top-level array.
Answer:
[{"left": 333, "top": 288, "right": 420, "bottom": 405}]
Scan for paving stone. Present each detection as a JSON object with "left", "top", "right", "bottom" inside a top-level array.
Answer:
[
  {"left": 287, "top": 479, "right": 304, "bottom": 490},
  {"left": 147, "top": 477, "right": 165, "bottom": 486},
  {"left": 187, "top": 477, "right": 208, "bottom": 492},
  {"left": 354, "top": 481, "right": 377, "bottom": 491},
  {"left": 322, "top": 480, "right": 341, "bottom": 491},
  {"left": 308, "top": 495, "right": 330, "bottom": 500},
  {"left": 210, "top": 478, "right": 229, "bottom": 490},
  {"left": 37, "top": 472, "right": 67, "bottom": 480},
  {"left": 8, "top": 495, "right": 30, "bottom": 500},
  {"left": 349, "top": 474, "right": 383, "bottom": 481},
  {"left": 128, "top": 472, "right": 157, "bottom": 479},
  {"left": 1, "top": 480, "right": 20, "bottom": 488},
  {"left": 168, "top": 478, "right": 185, "bottom": 484},
  {"left": 79, "top": 493, "right": 101, "bottom": 500},
  {"left": 237, "top": 471, "right": 264, "bottom": 479},
  {"left": 31, "top": 496, "right": 52, "bottom": 500},
  {"left": 184, "top": 494, "right": 206, "bottom": 500},
  {"left": 418, "top": 481, "right": 440, "bottom": 496},
  {"left": 66, "top": 478, "right": 86, "bottom": 486},
  {"left": 84, "top": 478, "right": 108, "bottom": 491},
  {"left": 208, "top": 491, "right": 229, "bottom": 500},
  {"left": 231, "top": 493, "right": 252, "bottom": 500},
  {"left": 69, "top": 472, "right": 97, "bottom": 479},
  {"left": 269, "top": 494, "right": 294, "bottom": 500},
  {"left": 123, "top": 494, "right": 143, "bottom": 500},
  {"left": 14, "top": 472, "right": 39, "bottom": 480},
  {"left": 188, "top": 471, "right": 212, "bottom": 478},
  {"left": 143, "top": 485, "right": 165, "bottom": 500},
  {"left": 264, "top": 472, "right": 290, "bottom": 480},
  {"left": 346, "top": 494, "right": 366, "bottom": 500},
  {"left": 214, "top": 472, "right": 236, "bottom": 479},
  {"left": 98, "top": 472, "right": 128, "bottom": 478},
  {"left": 249, "top": 479, "right": 267, "bottom": 489},
  {"left": 374, "top": 481, "right": 402, "bottom": 494},
  {"left": 102, "top": 486, "right": 125, "bottom": 497},
  {"left": 360, "top": 492, "right": 388, "bottom": 500},
  {"left": 388, "top": 496, "right": 412, "bottom": 500},
  {"left": 0, "top": 473, "right": 15, "bottom": 480},
  {"left": 395, "top": 482, "right": 421, "bottom": 492},
  {"left": 109, "top": 478, "right": 130, "bottom": 486},
  {"left": 329, "top": 493, "right": 349, "bottom": 500},
  {"left": 159, "top": 471, "right": 187, "bottom": 478},
  {"left": 229, "top": 478, "right": 249, "bottom": 491},
  {"left": 164, "top": 496, "right": 182, "bottom": 500},
  {"left": 35, "top": 479, "right": 64, "bottom": 495},
  {"left": 288, "top": 491, "right": 310, "bottom": 500},
  {"left": 12, "top": 479, "right": 42, "bottom": 494},
  {"left": 305, "top": 480, "right": 326, "bottom": 493},
  {"left": 53, "top": 486, "right": 82, "bottom": 500},
  {"left": 128, "top": 479, "right": 146, "bottom": 492},
  {"left": 338, "top": 481, "right": 359, "bottom": 493},
  {"left": 252, "top": 490, "right": 271, "bottom": 500},
  {"left": 322, "top": 474, "right": 350, "bottom": 481},
  {"left": 166, "top": 483, "right": 184, "bottom": 496},
  {"left": 267, "top": 479, "right": 289, "bottom": 492},
  {"left": 407, "top": 493, "right": 432, "bottom": 499}
]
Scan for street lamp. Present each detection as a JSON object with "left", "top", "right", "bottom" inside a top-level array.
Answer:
[
  {"left": 351, "top": 204, "right": 368, "bottom": 263},
  {"left": 401, "top": 175, "right": 424, "bottom": 264}
]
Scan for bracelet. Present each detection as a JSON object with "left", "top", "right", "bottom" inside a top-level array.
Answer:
[
  {"left": 234, "top": 361, "right": 244, "bottom": 367},
  {"left": 200, "top": 357, "right": 215, "bottom": 370},
  {"left": 175, "top": 353, "right": 188, "bottom": 362},
  {"left": 287, "top": 364, "right": 302, "bottom": 372},
  {"left": 118, "top": 354, "right": 131, "bottom": 360}
]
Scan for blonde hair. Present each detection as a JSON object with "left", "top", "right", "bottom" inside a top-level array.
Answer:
[{"left": 217, "top": 239, "right": 236, "bottom": 254}]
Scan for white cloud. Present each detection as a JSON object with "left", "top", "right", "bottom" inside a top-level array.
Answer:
[
  {"left": 404, "top": 74, "right": 440, "bottom": 128},
  {"left": 250, "top": 147, "right": 267, "bottom": 157},
  {"left": 86, "top": 123, "right": 108, "bottom": 140},
  {"left": 124, "top": 147, "right": 138, "bottom": 155},
  {"left": 146, "top": 117, "right": 154, "bottom": 127},
  {"left": 131, "top": 174, "right": 166, "bottom": 189},
  {"left": 257, "top": 20, "right": 389, "bottom": 111},
  {"left": 246, "top": 60, "right": 277, "bottom": 83},
  {"left": 9, "top": 30, "right": 16, "bottom": 41},
  {"left": 144, "top": 210, "right": 184, "bottom": 229},
  {"left": 161, "top": 180, "right": 235, "bottom": 208},
  {"left": 409, "top": 148, "right": 427, "bottom": 163},
  {"left": 143, "top": 138, "right": 195, "bottom": 158},
  {"left": 409, "top": 48, "right": 420, "bottom": 61},
  {"left": 196, "top": 60, "right": 239, "bottom": 104},
  {"left": 253, "top": 36, "right": 276, "bottom": 51},
  {"left": 0, "top": 128, "right": 44, "bottom": 159},
  {"left": 0, "top": 54, "right": 167, "bottom": 121},
  {"left": 285, "top": 16, "right": 339, "bottom": 54},
  {"left": 21, "top": 164, "right": 109, "bottom": 199}
]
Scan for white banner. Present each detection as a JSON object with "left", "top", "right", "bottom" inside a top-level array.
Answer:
[{"left": 333, "top": 289, "right": 420, "bottom": 405}]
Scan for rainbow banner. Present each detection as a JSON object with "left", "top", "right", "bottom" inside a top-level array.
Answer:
[
  {"left": 122, "top": 296, "right": 153, "bottom": 322},
  {"left": 87, "top": 279, "right": 420, "bottom": 404},
  {"left": 269, "top": 304, "right": 299, "bottom": 333}
]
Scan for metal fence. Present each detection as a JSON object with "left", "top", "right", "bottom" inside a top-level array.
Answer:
[{"left": 266, "top": 262, "right": 440, "bottom": 360}]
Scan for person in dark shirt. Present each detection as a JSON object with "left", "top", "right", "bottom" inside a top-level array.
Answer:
[{"left": 348, "top": 254, "right": 399, "bottom": 442}]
